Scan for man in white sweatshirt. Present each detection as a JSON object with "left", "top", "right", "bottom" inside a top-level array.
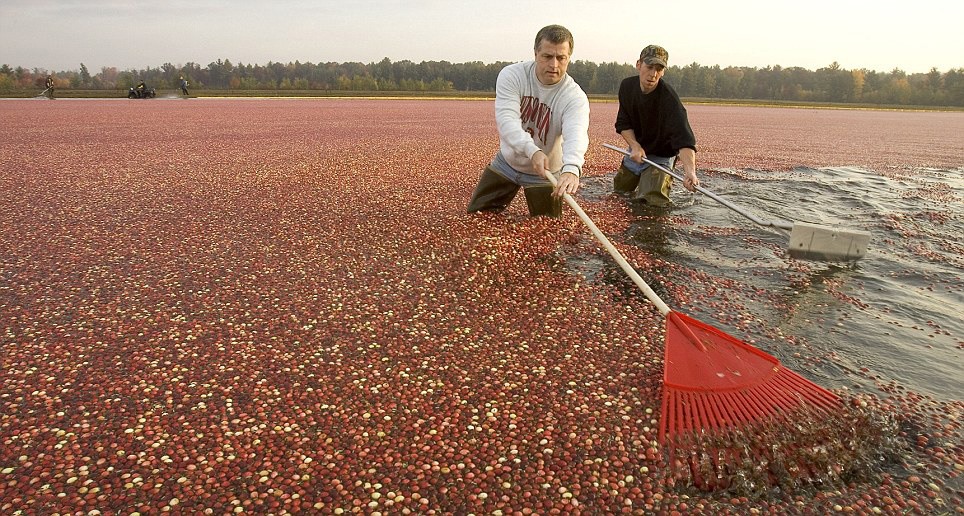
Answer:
[{"left": 467, "top": 24, "right": 590, "bottom": 217}]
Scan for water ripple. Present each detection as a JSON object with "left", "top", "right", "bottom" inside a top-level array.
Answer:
[{"left": 589, "top": 165, "right": 962, "bottom": 401}]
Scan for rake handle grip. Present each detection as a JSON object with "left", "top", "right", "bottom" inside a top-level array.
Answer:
[
  {"left": 602, "top": 143, "right": 793, "bottom": 231},
  {"left": 543, "top": 171, "right": 672, "bottom": 316}
]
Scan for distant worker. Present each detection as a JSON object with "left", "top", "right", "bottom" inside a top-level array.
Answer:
[
  {"left": 613, "top": 44, "right": 700, "bottom": 206},
  {"left": 179, "top": 76, "right": 189, "bottom": 96},
  {"left": 45, "top": 75, "right": 54, "bottom": 99},
  {"left": 467, "top": 24, "right": 590, "bottom": 218}
]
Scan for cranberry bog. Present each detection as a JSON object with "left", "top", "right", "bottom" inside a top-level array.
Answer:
[{"left": 1, "top": 98, "right": 961, "bottom": 513}]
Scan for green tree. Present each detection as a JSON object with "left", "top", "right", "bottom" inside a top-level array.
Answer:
[
  {"left": 117, "top": 72, "right": 135, "bottom": 89},
  {"left": 699, "top": 65, "right": 719, "bottom": 98},
  {"left": 592, "top": 62, "right": 627, "bottom": 95},
  {"left": 400, "top": 78, "right": 426, "bottom": 91},
  {"left": 925, "top": 67, "right": 942, "bottom": 93},
  {"left": 351, "top": 74, "right": 378, "bottom": 91},
  {"left": 719, "top": 67, "right": 744, "bottom": 98},
  {"left": 673, "top": 62, "right": 701, "bottom": 97},
  {"left": 880, "top": 69, "right": 912, "bottom": 104},
  {"left": 428, "top": 77, "right": 454, "bottom": 91},
  {"left": 0, "top": 66, "right": 14, "bottom": 91},
  {"left": 944, "top": 69, "right": 964, "bottom": 106},
  {"left": 372, "top": 57, "right": 394, "bottom": 83},
  {"left": 79, "top": 63, "right": 91, "bottom": 87},
  {"left": 815, "top": 62, "right": 853, "bottom": 102},
  {"left": 567, "top": 60, "right": 597, "bottom": 92},
  {"left": 376, "top": 78, "right": 398, "bottom": 91}
]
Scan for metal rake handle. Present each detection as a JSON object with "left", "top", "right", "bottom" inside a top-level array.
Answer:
[{"left": 602, "top": 143, "right": 793, "bottom": 232}]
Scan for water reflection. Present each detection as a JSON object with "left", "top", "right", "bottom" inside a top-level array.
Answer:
[{"left": 625, "top": 199, "right": 676, "bottom": 258}]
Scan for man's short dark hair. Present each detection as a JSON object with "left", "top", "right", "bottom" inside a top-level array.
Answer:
[{"left": 534, "top": 25, "right": 574, "bottom": 54}]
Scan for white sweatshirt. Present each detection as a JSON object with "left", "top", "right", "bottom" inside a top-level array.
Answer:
[{"left": 494, "top": 61, "right": 590, "bottom": 177}]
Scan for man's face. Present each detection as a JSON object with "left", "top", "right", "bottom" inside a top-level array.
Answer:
[
  {"left": 637, "top": 61, "right": 665, "bottom": 94},
  {"left": 534, "top": 40, "right": 572, "bottom": 86}
]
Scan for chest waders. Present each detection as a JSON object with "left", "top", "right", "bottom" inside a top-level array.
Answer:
[
  {"left": 614, "top": 163, "right": 673, "bottom": 207},
  {"left": 467, "top": 166, "right": 562, "bottom": 218}
]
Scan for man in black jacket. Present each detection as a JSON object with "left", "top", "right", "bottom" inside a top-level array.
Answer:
[{"left": 613, "top": 45, "right": 700, "bottom": 206}]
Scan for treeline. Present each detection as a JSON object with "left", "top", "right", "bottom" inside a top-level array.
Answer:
[{"left": 2, "top": 58, "right": 962, "bottom": 106}]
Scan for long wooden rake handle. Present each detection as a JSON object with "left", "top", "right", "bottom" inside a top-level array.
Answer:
[
  {"left": 544, "top": 171, "right": 672, "bottom": 315},
  {"left": 546, "top": 170, "right": 706, "bottom": 351},
  {"left": 602, "top": 143, "right": 794, "bottom": 232},
  {"left": 545, "top": 171, "right": 708, "bottom": 351}
]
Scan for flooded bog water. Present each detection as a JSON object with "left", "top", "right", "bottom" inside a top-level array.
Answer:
[{"left": 581, "top": 163, "right": 963, "bottom": 402}]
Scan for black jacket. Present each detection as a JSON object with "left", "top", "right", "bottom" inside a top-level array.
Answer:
[{"left": 614, "top": 77, "right": 696, "bottom": 157}]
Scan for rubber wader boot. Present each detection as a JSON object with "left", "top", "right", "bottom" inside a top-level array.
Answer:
[
  {"left": 523, "top": 184, "right": 562, "bottom": 218},
  {"left": 467, "top": 167, "right": 520, "bottom": 213},
  {"left": 614, "top": 164, "right": 642, "bottom": 194},
  {"left": 633, "top": 165, "right": 673, "bottom": 206}
]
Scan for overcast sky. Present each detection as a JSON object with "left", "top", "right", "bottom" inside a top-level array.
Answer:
[{"left": 2, "top": 0, "right": 961, "bottom": 75}]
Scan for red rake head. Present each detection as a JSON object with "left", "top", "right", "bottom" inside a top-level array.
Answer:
[{"left": 660, "top": 311, "right": 840, "bottom": 441}]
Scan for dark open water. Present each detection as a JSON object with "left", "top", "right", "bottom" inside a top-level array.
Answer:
[{"left": 582, "top": 165, "right": 963, "bottom": 402}]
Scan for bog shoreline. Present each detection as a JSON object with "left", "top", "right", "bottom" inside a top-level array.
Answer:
[{"left": 5, "top": 88, "right": 963, "bottom": 112}]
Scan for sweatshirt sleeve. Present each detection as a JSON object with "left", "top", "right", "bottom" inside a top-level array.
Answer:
[
  {"left": 560, "top": 90, "right": 590, "bottom": 176},
  {"left": 494, "top": 64, "right": 541, "bottom": 160}
]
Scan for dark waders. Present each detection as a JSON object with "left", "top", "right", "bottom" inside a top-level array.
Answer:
[
  {"left": 467, "top": 167, "right": 562, "bottom": 218},
  {"left": 614, "top": 163, "right": 672, "bottom": 207}
]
